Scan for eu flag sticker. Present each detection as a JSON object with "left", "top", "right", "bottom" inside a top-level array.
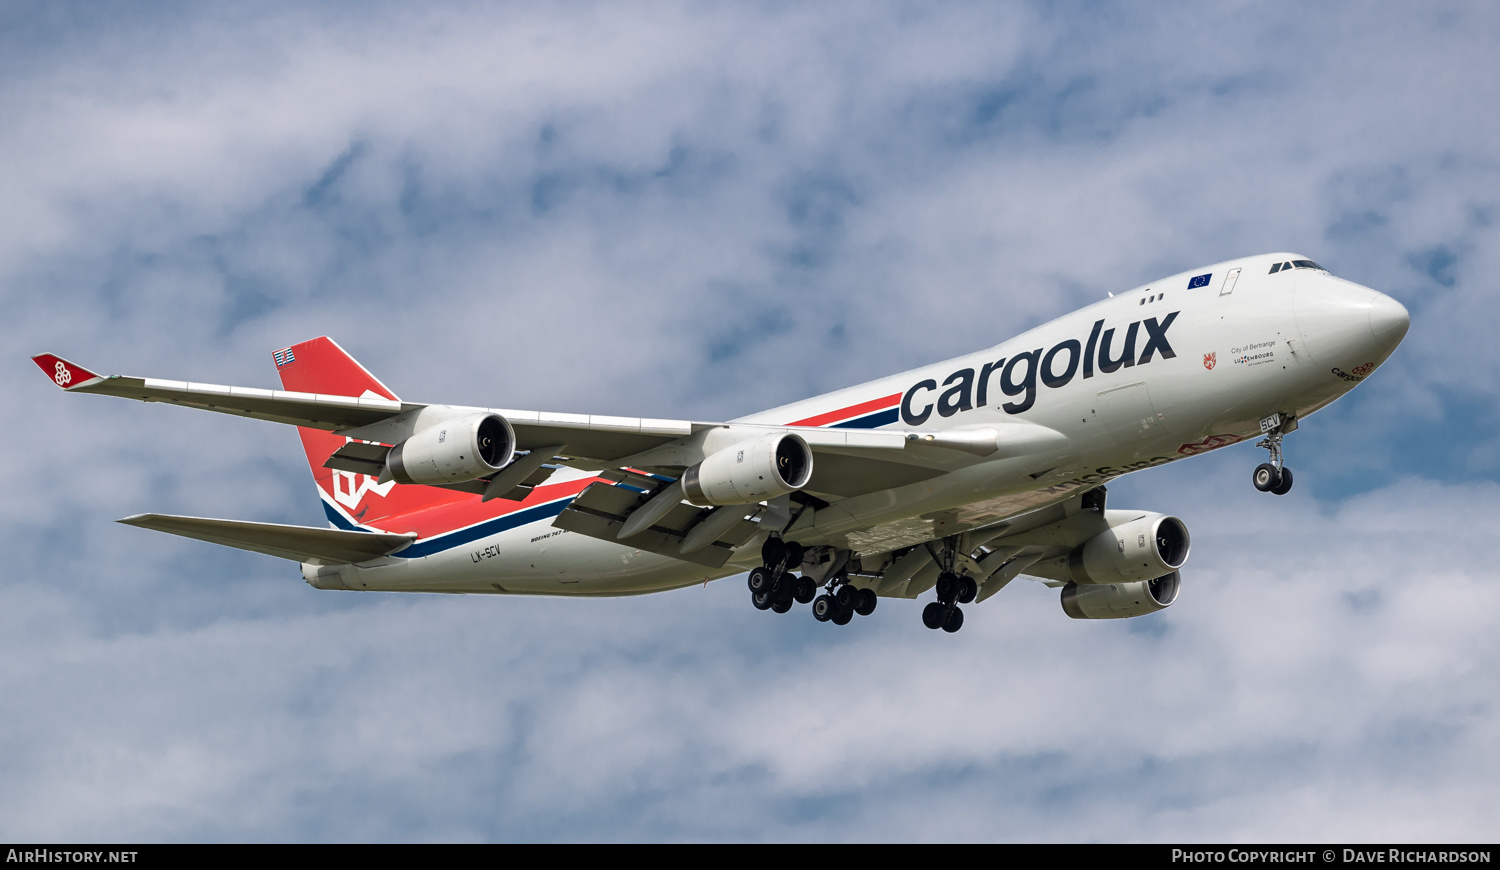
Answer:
[{"left": 1187, "top": 273, "right": 1212, "bottom": 289}]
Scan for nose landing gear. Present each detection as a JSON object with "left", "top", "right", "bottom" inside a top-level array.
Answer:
[
  {"left": 1252, "top": 461, "right": 1293, "bottom": 495},
  {"left": 1252, "top": 413, "right": 1295, "bottom": 495}
]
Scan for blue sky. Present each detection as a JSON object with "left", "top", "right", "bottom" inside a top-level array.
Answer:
[{"left": 2, "top": 1, "right": 1498, "bottom": 841}]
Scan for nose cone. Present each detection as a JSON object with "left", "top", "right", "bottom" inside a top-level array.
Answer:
[
  {"left": 1368, "top": 291, "right": 1410, "bottom": 346},
  {"left": 1294, "top": 275, "right": 1409, "bottom": 366}
]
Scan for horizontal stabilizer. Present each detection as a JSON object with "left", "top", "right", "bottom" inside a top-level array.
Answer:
[{"left": 119, "top": 514, "right": 416, "bottom": 565}]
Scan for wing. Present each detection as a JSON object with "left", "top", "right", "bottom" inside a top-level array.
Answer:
[
  {"left": 31, "top": 352, "right": 695, "bottom": 460},
  {"left": 119, "top": 514, "right": 415, "bottom": 565},
  {"left": 33, "top": 351, "right": 1067, "bottom": 500},
  {"left": 35, "top": 348, "right": 1074, "bottom": 573}
]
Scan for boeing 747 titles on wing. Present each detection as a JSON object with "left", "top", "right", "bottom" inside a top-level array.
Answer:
[{"left": 35, "top": 253, "right": 1409, "bottom": 632}]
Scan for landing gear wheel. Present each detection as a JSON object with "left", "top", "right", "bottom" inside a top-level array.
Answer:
[
  {"left": 752, "top": 590, "right": 773, "bottom": 611},
  {"left": 831, "top": 609, "right": 853, "bottom": 626},
  {"left": 854, "top": 588, "right": 878, "bottom": 616},
  {"left": 747, "top": 567, "right": 772, "bottom": 593},
  {"left": 935, "top": 572, "right": 960, "bottom": 603},
  {"left": 942, "top": 607, "right": 965, "bottom": 633},
  {"left": 957, "top": 577, "right": 978, "bottom": 605},
  {"left": 922, "top": 601, "right": 946, "bottom": 630},
  {"left": 834, "top": 585, "right": 856, "bottom": 610},
  {"left": 783, "top": 541, "right": 805, "bottom": 570},
  {"left": 795, "top": 576, "right": 817, "bottom": 604},
  {"left": 771, "top": 596, "right": 793, "bottom": 614},
  {"left": 1254, "top": 419, "right": 1295, "bottom": 495},
  {"left": 761, "top": 537, "right": 786, "bottom": 566},
  {"left": 812, "top": 595, "right": 835, "bottom": 622}
]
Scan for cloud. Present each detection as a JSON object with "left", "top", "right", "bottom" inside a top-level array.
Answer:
[
  {"left": 1, "top": 0, "right": 1497, "bottom": 841},
  {"left": 2, "top": 472, "right": 1496, "bottom": 841}
]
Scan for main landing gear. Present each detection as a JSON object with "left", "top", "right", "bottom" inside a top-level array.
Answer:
[
  {"left": 922, "top": 571, "right": 976, "bottom": 633},
  {"left": 748, "top": 537, "right": 875, "bottom": 626},
  {"left": 1252, "top": 413, "right": 1295, "bottom": 496},
  {"left": 747, "top": 537, "right": 815, "bottom": 615},
  {"left": 811, "top": 577, "right": 876, "bottom": 626},
  {"left": 921, "top": 536, "right": 977, "bottom": 633}
]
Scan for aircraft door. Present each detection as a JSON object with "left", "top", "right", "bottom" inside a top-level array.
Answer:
[
  {"left": 1219, "top": 267, "right": 1242, "bottom": 296},
  {"left": 1096, "top": 381, "right": 1164, "bottom": 447}
]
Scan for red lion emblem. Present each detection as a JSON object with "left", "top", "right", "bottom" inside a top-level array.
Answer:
[{"left": 1203, "top": 352, "right": 1217, "bottom": 370}]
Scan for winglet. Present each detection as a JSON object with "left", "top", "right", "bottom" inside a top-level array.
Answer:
[{"left": 31, "top": 354, "right": 103, "bottom": 390}]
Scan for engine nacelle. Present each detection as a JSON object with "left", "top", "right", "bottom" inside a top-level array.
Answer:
[
  {"left": 385, "top": 413, "right": 516, "bottom": 485},
  {"left": 1067, "top": 513, "right": 1190, "bottom": 585},
  {"left": 1061, "top": 571, "right": 1180, "bottom": 619},
  {"left": 681, "top": 432, "right": 813, "bottom": 506}
]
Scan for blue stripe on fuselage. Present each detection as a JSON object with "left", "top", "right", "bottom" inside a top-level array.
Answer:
[
  {"left": 320, "top": 496, "right": 575, "bottom": 559},
  {"left": 323, "top": 501, "right": 363, "bottom": 531},
  {"left": 831, "top": 407, "right": 899, "bottom": 429}
]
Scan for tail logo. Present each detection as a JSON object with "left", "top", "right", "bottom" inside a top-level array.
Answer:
[
  {"left": 54, "top": 361, "right": 72, "bottom": 386},
  {"left": 331, "top": 470, "right": 396, "bottom": 511}
]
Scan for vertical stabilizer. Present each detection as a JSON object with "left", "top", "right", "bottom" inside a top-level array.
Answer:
[{"left": 272, "top": 338, "right": 469, "bottom": 532}]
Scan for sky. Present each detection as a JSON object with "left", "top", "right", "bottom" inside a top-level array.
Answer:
[{"left": 2, "top": 0, "right": 1497, "bottom": 843}]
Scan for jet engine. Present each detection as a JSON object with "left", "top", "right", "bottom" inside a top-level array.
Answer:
[
  {"left": 682, "top": 431, "right": 813, "bottom": 506},
  {"left": 385, "top": 412, "right": 516, "bottom": 485},
  {"left": 1065, "top": 513, "right": 1190, "bottom": 585},
  {"left": 1060, "top": 571, "right": 1180, "bottom": 619}
]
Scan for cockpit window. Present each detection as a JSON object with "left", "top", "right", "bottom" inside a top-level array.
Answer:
[{"left": 1270, "top": 260, "right": 1326, "bottom": 274}]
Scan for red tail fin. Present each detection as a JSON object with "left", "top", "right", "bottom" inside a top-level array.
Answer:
[
  {"left": 274, "top": 337, "right": 468, "bottom": 532},
  {"left": 274, "top": 336, "right": 400, "bottom": 402}
]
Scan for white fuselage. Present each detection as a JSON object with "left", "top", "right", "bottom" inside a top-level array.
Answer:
[{"left": 314, "top": 253, "right": 1408, "bottom": 596}]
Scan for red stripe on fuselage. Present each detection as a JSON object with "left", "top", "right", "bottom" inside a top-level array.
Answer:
[
  {"left": 789, "top": 393, "right": 902, "bottom": 427},
  {"left": 331, "top": 476, "right": 602, "bottom": 539}
]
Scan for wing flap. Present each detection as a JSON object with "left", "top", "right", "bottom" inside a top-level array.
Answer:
[
  {"left": 551, "top": 482, "right": 760, "bottom": 569},
  {"left": 418, "top": 463, "right": 563, "bottom": 501},
  {"left": 323, "top": 440, "right": 391, "bottom": 475},
  {"left": 119, "top": 514, "right": 415, "bottom": 565}
]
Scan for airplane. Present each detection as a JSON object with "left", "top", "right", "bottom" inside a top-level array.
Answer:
[{"left": 33, "top": 252, "right": 1409, "bottom": 632}]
